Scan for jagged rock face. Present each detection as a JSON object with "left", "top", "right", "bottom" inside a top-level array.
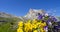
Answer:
[{"left": 24, "top": 9, "right": 46, "bottom": 20}]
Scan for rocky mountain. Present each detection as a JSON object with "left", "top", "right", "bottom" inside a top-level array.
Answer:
[
  {"left": 19, "top": 8, "right": 60, "bottom": 21},
  {"left": 0, "top": 12, "right": 17, "bottom": 18},
  {"left": 0, "top": 9, "right": 59, "bottom": 21},
  {"left": 19, "top": 8, "right": 46, "bottom": 20}
]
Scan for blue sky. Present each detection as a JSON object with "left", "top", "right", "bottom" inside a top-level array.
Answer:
[{"left": 0, "top": 0, "right": 60, "bottom": 16}]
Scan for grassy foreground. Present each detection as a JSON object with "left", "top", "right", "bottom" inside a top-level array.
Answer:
[{"left": 0, "top": 17, "right": 20, "bottom": 32}]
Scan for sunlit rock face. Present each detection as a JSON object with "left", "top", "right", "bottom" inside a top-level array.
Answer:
[
  {"left": 24, "top": 8, "right": 46, "bottom": 20},
  {"left": 19, "top": 8, "right": 59, "bottom": 21}
]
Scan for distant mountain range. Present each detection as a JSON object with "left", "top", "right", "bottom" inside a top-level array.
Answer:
[
  {"left": 0, "top": 12, "right": 18, "bottom": 18},
  {"left": 0, "top": 9, "right": 60, "bottom": 21}
]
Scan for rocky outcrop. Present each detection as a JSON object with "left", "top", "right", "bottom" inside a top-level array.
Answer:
[{"left": 19, "top": 8, "right": 46, "bottom": 20}]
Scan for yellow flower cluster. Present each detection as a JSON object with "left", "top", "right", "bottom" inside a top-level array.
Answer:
[{"left": 17, "top": 19, "right": 47, "bottom": 32}]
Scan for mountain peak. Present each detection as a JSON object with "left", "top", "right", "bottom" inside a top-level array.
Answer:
[
  {"left": 23, "top": 9, "right": 46, "bottom": 20},
  {"left": 29, "top": 8, "right": 45, "bottom": 14}
]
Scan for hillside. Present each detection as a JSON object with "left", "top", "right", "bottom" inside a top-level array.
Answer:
[{"left": 0, "top": 12, "right": 20, "bottom": 32}]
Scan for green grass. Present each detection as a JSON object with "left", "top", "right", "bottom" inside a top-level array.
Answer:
[
  {"left": 0, "top": 23, "right": 17, "bottom": 32},
  {"left": 0, "top": 17, "right": 19, "bottom": 32},
  {"left": 0, "top": 23, "right": 10, "bottom": 32}
]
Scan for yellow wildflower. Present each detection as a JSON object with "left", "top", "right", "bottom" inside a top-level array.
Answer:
[
  {"left": 32, "top": 24, "right": 37, "bottom": 29},
  {"left": 33, "top": 30, "right": 38, "bottom": 32},
  {"left": 40, "top": 28, "right": 45, "bottom": 32},
  {"left": 24, "top": 22, "right": 33, "bottom": 31},
  {"left": 32, "top": 19, "right": 37, "bottom": 24},
  {"left": 17, "top": 28, "right": 23, "bottom": 32},
  {"left": 18, "top": 21, "right": 23, "bottom": 27}
]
